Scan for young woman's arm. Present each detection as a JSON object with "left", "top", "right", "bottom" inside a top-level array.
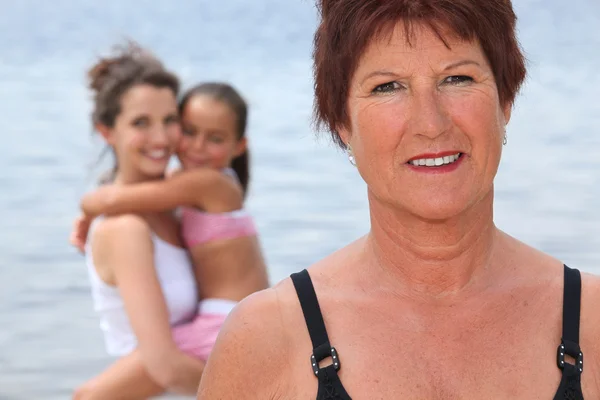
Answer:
[
  {"left": 81, "top": 168, "right": 243, "bottom": 217},
  {"left": 82, "top": 214, "right": 204, "bottom": 397},
  {"left": 72, "top": 351, "right": 164, "bottom": 400}
]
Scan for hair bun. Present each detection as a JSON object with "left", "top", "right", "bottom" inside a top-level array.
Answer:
[
  {"left": 87, "top": 58, "right": 119, "bottom": 92},
  {"left": 87, "top": 41, "right": 163, "bottom": 93}
]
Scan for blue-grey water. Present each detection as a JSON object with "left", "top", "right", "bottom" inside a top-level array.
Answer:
[{"left": 0, "top": 0, "right": 599, "bottom": 398}]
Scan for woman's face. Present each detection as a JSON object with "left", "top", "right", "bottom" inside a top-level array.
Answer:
[
  {"left": 341, "top": 23, "right": 511, "bottom": 220},
  {"left": 178, "top": 95, "right": 246, "bottom": 171},
  {"left": 102, "top": 84, "right": 181, "bottom": 182}
]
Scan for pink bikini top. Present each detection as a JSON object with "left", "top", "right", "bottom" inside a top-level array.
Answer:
[
  {"left": 180, "top": 168, "right": 257, "bottom": 248},
  {"left": 181, "top": 207, "right": 257, "bottom": 248}
]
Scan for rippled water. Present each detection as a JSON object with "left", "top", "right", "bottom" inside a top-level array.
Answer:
[{"left": 1, "top": 0, "right": 598, "bottom": 398}]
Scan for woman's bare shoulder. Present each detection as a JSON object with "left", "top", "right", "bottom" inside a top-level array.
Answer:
[
  {"left": 498, "top": 230, "right": 570, "bottom": 276},
  {"left": 224, "top": 278, "right": 302, "bottom": 332},
  {"left": 92, "top": 214, "right": 151, "bottom": 241},
  {"left": 197, "top": 280, "right": 303, "bottom": 399},
  {"left": 217, "top": 275, "right": 307, "bottom": 348},
  {"left": 198, "top": 240, "right": 367, "bottom": 398},
  {"left": 90, "top": 214, "right": 153, "bottom": 260}
]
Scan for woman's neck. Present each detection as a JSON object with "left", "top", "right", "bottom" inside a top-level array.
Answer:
[{"left": 365, "top": 189, "right": 500, "bottom": 298}]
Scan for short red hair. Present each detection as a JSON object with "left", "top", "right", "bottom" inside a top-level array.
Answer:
[{"left": 312, "top": 0, "right": 527, "bottom": 148}]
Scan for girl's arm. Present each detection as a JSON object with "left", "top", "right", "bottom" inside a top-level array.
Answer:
[
  {"left": 86, "top": 214, "right": 204, "bottom": 396},
  {"left": 81, "top": 168, "right": 243, "bottom": 217},
  {"left": 70, "top": 213, "right": 93, "bottom": 253}
]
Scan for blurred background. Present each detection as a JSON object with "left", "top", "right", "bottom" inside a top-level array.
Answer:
[{"left": 0, "top": 0, "right": 599, "bottom": 398}]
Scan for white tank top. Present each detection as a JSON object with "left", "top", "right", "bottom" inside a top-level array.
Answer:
[{"left": 85, "top": 218, "right": 198, "bottom": 356}]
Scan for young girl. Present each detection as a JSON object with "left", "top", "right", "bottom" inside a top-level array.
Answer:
[{"left": 75, "top": 83, "right": 269, "bottom": 398}]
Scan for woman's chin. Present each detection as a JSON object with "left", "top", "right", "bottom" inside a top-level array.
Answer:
[
  {"left": 402, "top": 193, "right": 489, "bottom": 222},
  {"left": 411, "top": 205, "right": 468, "bottom": 222},
  {"left": 372, "top": 192, "right": 478, "bottom": 222},
  {"left": 140, "top": 165, "right": 169, "bottom": 179}
]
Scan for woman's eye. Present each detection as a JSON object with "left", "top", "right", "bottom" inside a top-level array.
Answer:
[
  {"left": 372, "top": 81, "right": 401, "bottom": 94},
  {"left": 132, "top": 117, "right": 149, "bottom": 128},
  {"left": 444, "top": 75, "right": 474, "bottom": 86}
]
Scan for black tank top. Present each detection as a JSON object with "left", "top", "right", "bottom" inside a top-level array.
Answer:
[{"left": 290, "top": 265, "right": 584, "bottom": 400}]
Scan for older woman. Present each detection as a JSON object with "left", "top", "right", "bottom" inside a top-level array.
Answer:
[{"left": 197, "top": 0, "right": 600, "bottom": 399}]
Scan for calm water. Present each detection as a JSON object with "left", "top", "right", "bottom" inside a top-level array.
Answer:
[{"left": 1, "top": 1, "right": 599, "bottom": 398}]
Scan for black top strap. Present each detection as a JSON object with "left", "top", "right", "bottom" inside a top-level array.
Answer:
[
  {"left": 556, "top": 265, "right": 584, "bottom": 373},
  {"left": 291, "top": 269, "right": 333, "bottom": 361},
  {"left": 561, "top": 265, "right": 582, "bottom": 358},
  {"left": 553, "top": 265, "right": 584, "bottom": 400},
  {"left": 291, "top": 269, "right": 352, "bottom": 400}
]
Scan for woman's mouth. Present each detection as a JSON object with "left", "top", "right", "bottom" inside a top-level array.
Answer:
[
  {"left": 407, "top": 152, "right": 462, "bottom": 167},
  {"left": 405, "top": 152, "right": 465, "bottom": 174},
  {"left": 144, "top": 149, "right": 170, "bottom": 162}
]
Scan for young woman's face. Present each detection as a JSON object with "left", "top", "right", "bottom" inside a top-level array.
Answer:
[{"left": 102, "top": 84, "right": 181, "bottom": 181}]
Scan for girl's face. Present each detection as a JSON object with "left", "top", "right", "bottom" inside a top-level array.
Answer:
[
  {"left": 100, "top": 84, "right": 181, "bottom": 182},
  {"left": 178, "top": 95, "right": 246, "bottom": 170}
]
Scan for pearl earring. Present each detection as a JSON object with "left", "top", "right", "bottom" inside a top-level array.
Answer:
[{"left": 347, "top": 146, "right": 356, "bottom": 166}]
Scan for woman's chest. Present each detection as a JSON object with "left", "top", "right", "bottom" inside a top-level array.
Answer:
[
  {"left": 286, "top": 331, "right": 566, "bottom": 399},
  {"left": 284, "top": 296, "right": 571, "bottom": 399}
]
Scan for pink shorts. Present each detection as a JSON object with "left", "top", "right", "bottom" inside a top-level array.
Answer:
[{"left": 172, "top": 298, "right": 237, "bottom": 361}]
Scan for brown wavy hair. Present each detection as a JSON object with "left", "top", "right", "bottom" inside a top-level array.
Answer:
[{"left": 88, "top": 41, "right": 180, "bottom": 182}]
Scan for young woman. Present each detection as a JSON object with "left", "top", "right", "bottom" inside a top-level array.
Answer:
[
  {"left": 72, "top": 43, "right": 212, "bottom": 399},
  {"left": 74, "top": 83, "right": 269, "bottom": 398}
]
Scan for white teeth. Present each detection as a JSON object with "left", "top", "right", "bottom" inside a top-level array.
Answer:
[
  {"left": 147, "top": 150, "right": 167, "bottom": 159},
  {"left": 409, "top": 153, "right": 461, "bottom": 167}
]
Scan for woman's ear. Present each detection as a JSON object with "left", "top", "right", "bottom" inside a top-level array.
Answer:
[
  {"left": 95, "top": 123, "right": 115, "bottom": 145},
  {"left": 502, "top": 102, "right": 512, "bottom": 125},
  {"left": 337, "top": 125, "right": 351, "bottom": 149}
]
